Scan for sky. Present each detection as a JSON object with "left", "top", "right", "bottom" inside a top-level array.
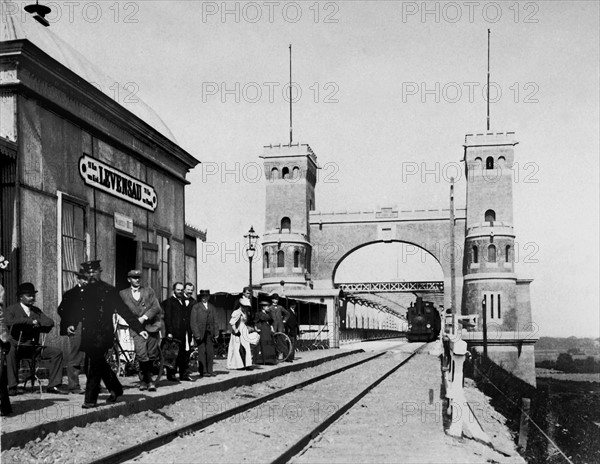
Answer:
[{"left": 16, "top": 0, "right": 599, "bottom": 337}]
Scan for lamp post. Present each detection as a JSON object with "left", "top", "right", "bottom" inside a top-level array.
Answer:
[{"left": 244, "top": 226, "right": 259, "bottom": 290}]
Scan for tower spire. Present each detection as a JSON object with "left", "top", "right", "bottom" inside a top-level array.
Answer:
[
  {"left": 289, "top": 44, "right": 293, "bottom": 145},
  {"left": 487, "top": 29, "right": 491, "bottom": 131}
]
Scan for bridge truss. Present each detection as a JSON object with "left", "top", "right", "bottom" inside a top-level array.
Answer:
[{"left": 337, "top": 281, "right": 444, "bottom": 293}]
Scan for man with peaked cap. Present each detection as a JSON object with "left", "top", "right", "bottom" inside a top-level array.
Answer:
[
  {"left": 162, "top": 282, "right": 193, "bottom": 381},
  {"left": 191, "top": 290, "right": 217, "bottom": 377},
  {"left": 65, "top": 260, "right": 148, "bottom": 408},
  {"left": 4, "top": 282, "right": 66, "bottom": 395},
  {"left": 57, "top": 268, "right": 87, "bottom": 393},
  {"left": 120, "top": 269, "right": 162, "bottom": 391}
]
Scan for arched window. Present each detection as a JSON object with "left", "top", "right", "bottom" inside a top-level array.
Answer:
[
  {"left": 505, "top": 245, "right": 511, "bottom": 262},
  {"left": 264, "top": 251, "right": 269, "bottom": 269},
  {"left": 488, "top": 244, "right": 496, "bottom": 263},
  {"left": 271, "top": 167, "right": 279, "bottom": 180},
  {"left": 294, "top": 250, "right": 300, "bottom": 267},
  {"left": 485, "top": 209, "right": 496, "bottom": 223},
  {"left": 277, "top": 250, "right": 285, "bottom": 267},
  {"left": 486, "top": 156, "right": 494, "bottom": 169},
  {"left": 292, "top": 166, "right": 300, "bottom": 179},
  {"left": 474, "top": 157, "right": 482, "bottom": 166},
  {"left": 282, "top": 167, "right": 290, "bottom": 179},
  {"left": 472, "top": 245, "right": 479, "bottom": 264},
  {"left": 280, "top": 217, "right": 291, "bottom": 231},
  {"left": 498, "top": 156, "right": 506, "bottom": 168}
]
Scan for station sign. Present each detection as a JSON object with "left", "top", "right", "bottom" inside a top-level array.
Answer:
[{"left": 79, "top": 155, "right": 157, "bottom": 211}]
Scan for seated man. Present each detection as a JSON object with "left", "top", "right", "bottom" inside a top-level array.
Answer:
[{"left": 4, "top": 283, "right": 65, "bottom": 395}]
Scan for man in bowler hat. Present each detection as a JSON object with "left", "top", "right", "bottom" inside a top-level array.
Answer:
[
  {"left": 120, "top": 269, "right": 162, "bottom": 391},
  {"left": 57, "top": 268, "right": 87, "bottom": 393},
  {"left": 268, "top": 293, "right": 290, "bottom": 333},
  {"left": 4, "top": 282, "right": 66, "bottom": 395},
  {"left": 65, "top": 260, "right": 148, "bottom": 408},
  {"left": 191, "top": 290, "right": 217, "bottom": 377}
]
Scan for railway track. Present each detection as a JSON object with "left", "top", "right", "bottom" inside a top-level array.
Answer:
[{"left": 86, "top": 343, "right": 424, "bottom": 464}]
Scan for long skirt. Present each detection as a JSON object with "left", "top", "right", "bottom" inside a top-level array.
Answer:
[{"left": 227, "top": 325, "right": 258, "bottom": 370}]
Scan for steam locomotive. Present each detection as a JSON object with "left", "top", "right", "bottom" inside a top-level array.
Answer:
[{"left": 406, "top": 297, "right": 441, "bottom": 342}]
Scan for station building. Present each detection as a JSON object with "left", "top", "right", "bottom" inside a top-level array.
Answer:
[{"left": 0, "top": 4, "right": 202, "bottom": 351}]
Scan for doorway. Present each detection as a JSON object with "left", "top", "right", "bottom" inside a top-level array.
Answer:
[{"left": 115, "top": 234, "right": 137, "bottom": 291}]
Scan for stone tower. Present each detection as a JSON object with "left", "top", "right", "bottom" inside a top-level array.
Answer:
[
  {"left": 259, "top": 143, "right": 317, "bottom": 292},
  {"left": 462, "top": 132, "right": 536, "bottom": 386}
]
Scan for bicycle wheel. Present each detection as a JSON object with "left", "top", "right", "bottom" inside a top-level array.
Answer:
[{"left": 273, "top": 332, "right": 292, "bottom": 362}]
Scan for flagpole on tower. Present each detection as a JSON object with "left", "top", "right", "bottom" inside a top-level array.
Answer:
[
  {"left": 487, "top": 29, "right": 491, "bottom": 131},
  {"left": 289, "top": 44, "right": 293, "bottom": 145}
]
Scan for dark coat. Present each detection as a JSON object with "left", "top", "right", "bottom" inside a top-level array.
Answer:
[
  {"left": 162, "top": 295, "right": 192, "bottom": 343},
  {"left": 4, "top": 303, "right": 54, "bottom": 346},
  {"left": 284, "top": 310, "right": 300, "bottom": 337},
  {"left": 119, "top": 286, "right": 162, "bottom": 333},
  {"left": 57, "top": 284, "right": 85, "bottom": 336},
  {"left": 268, "top": 304, "right": 290, "bottom": 333},
  {"left": 190, "top": 302, "right": 217, "bottom": 340},
  {"left": 65, "top": 280, "right": 144, "bottom": 355}
]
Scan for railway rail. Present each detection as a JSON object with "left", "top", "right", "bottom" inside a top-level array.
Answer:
[{"left": 85, "top": 343, "right": 424, "bottom": 464}]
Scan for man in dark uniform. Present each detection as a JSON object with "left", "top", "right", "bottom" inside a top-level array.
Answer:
[
  {"left": 65, "top": 260, "right": 147, "bottom": 408},
  {"left": 5, "top": 282, "right": 66, "bottom": 395},
  {"left": 162, "top": 282, "right": 193, "bottom": 381},
  {"left": 57, "top": 268, "right": 87, "bottom": 393},
  {"left": 183, "top": 282, "right": 196, "bottom": 306},
  {"left": 284, "top": 302, "right": 300, "bottom": 362}
]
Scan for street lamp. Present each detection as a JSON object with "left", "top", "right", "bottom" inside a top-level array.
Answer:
[{"left": 244, "top": 226, "right": 259, "bottom": 289}]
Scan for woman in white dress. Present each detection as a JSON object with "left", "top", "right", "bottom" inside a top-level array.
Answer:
[{"left": 227, "top": 297, "right": 259, "bottom": 369}]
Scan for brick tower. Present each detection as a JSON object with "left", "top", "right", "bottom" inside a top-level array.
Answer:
[
  {"left": 462, "top": 132, "right": 537, "bottom": 386},
  {"left": 259, "top": 143, "right": 317, "bottom": 291}
]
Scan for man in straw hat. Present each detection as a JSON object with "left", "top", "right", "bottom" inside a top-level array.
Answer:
[{"left": 120, "top": 269, "right": 162, "bottom": 391}]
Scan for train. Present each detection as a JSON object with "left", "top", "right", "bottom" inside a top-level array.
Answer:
[{"left": 406, "top": 297, "right": 441, "bottom": 342}]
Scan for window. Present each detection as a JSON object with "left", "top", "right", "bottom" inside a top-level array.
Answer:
[
  {"left": 61, "top": 200, "right": 87, "bottom": 292},
  {"left": 505, "top": 245, "right": 511, "bottom": 262},
  {"left": 472, "top": 245, "right": 479, "bottom": 264},
  {"left": 157, "top": 234, "right": 169, "bottom": 301},
  {"left": 486, "top": 156, "right": 494, "bottom": 169},
  {"left": 292, "top": 166, "right": 300, "bottom": 179},
  {"left": 280, "top": 217, "right": 291, "bottom": 231},
  {"left": 485, "top": 209, "right": 496, "bottom": 223},
  {"left": 487, "top": 244, "right": 496, "bottom": 263},
  {"left": 294, "top": 250, "right": 300, "bottom": 267},
  {"left": 271, "top": 167, "right": 279, "bottom": 180},
  {"left": 277, "top": 250, "right": 285, "bottom": 267},
  {"left": 474, "top": 157, "right": 482, "bottom": 166},
  {"left": 483, "top": 292, "right": 502, "bottom": 321},
  {"left": 264, "top": 251, "right": 269, "bottom": 269},
  {"left": 282, "top": 167, "right": 290, "bottom": 179}
]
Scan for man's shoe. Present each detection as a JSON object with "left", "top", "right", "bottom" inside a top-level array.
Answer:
[
  {"left": 139, "top": 382, "right": 148, "bottom": 391},
  {"left": 81, "top": 402, "right": 97, "bottom": 409},
  {"left": 106, "top": 391, "right": 120, "bottom": 404},
  {"left": 69, "top": 388, "right": 85, "bottom": 394},
  {"left": 46, "top": 386, "right": 68, "bottom": 394},
  {"left": 148, "top": 382, "right": 157, "bottom": 392},
  {"left": 166, "top": 373, "right": 177, "bottom": 381},
  {"left": 8, "top": 388, "right": 18, "bottom": 396},
  {"left": 1, "top": 409, "right": 13, "bottom": 417},
  {"left": 179, "top": 374, "right": 193, "bottom": 381}
]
